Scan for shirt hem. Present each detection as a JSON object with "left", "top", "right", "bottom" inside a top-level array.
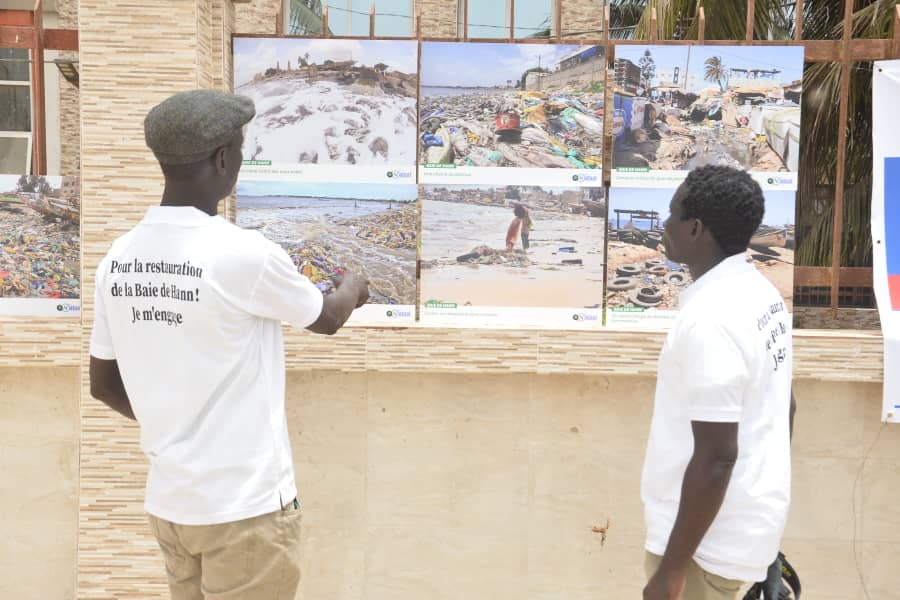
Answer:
[{"left": 145, "top": 498, "right": 284, "bottom": 526}]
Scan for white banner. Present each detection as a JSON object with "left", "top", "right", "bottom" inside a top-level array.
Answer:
[{"left": 872, "top": 60, "right": 900, "bottom": 423}]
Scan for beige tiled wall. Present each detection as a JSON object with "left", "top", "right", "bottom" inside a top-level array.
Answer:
[
  {"left": 0, "top": 367, "right": 79, "bottom": 600},
  {"left": 3, "top": 367, "right": 900, "bottom": 599}
]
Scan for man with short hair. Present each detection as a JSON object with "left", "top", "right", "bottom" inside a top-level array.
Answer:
[
  {"left": 89, "top": 89, "right": 369, "bottom": 600},
  {"left": 642, "top": 165, "right": 795, "bottom": 600}
]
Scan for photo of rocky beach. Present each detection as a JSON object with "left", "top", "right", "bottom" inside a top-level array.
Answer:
[
  {"left": 419, "top": 43, "right": 606, "bottom": 170},
  {"left": 234, "top": 38, "right": 418, "bottom": 169},
  {"left": 612, "top": 45, "right": 803, "bottom": 174},
  {"left": 420, "top": 184, "right": 606, "bottom": 309},
  {"left": 0, "top": 175, "right": 80, "bottom": 302},
  {"left": 606, "top": 187, "right": 795, "bottom": 313},
  {"left": 236, "top": 180, "right": 417, "bottom": 306}
]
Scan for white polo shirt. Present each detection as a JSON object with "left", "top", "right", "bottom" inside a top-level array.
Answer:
[
  {"left": 90, "top": 206, "right": 324, "bottom": 525},
  {"left": 641, "top": 253, "right": 793, "bottom": 582}
]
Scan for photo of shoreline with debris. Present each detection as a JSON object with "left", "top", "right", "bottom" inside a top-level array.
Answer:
[
  {"left": 606, "top": 187, "right": 795, "bottom": 324},
  {"left": 419, "top": 43, "right": 606, "bottom": 173},
  {"left": 0, "top": 175, "right": 80, "bottom": 310},
  {"left": 420, "top": 184, "right": 606, "bottom": 324},
  {"left": 234, "top": 38, "right": 418, "bottom": 177},
  {"left": 236, "top": 180, "right": 418, "bottom": 323},
  {"left": 611, "top": 45, "right": 803, "bottom": 184}
]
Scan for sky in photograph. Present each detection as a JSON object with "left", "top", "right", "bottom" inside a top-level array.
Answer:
[
  {"left": 614, "top": 45, "right": 804, "bottom": 93},
  {"left": 234, "top": 37, "right": 417, "bottom": 87},
  {"left": 421, "top": 42, "right": 597, "bottom": 87},
  {"left": 609, "top": 187, "right": 796, "bottom": 226},
  {"left": 237, "top": 180, "right": 418, "bottom": 201}
]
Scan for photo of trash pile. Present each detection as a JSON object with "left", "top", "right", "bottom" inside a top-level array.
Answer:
[
  {"left": 0, "top": 175, "right": 80, "bottom": 301},
  {"left": 420, "top": 184, "right": 606, "bottom": 310},
  {"left": 606, "top": 188, "right": 796, "bottom": 313},
  {"left": 420, "top": 42, "right": 606, "bottom": 170},
  {"left": 612, "top": 45, "right": 803, "bottom": 174},
  {"left": 234, "top": 38, "right": 418, "bottom": 169},
  {"left": 236, "top": 181, "right": 417, "bottom": 307}
]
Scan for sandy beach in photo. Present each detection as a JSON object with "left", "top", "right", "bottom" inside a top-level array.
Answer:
[{"left": 421, "top": 186, "right": 605, "bottom": 308}]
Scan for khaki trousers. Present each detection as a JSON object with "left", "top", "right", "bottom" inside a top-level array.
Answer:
[
  {"left": 147, "top": 506, "right": 302, "bottom": 600},
  {"left": 645, "top": 552, "right": 746, "bottom": 600}
]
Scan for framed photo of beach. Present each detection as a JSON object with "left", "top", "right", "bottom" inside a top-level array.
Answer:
[
  {"left": 604, "top": 187, "right": 796, "bottom": 329},
  {"left": 233, "top": 37, "right": 418, "bottom": 185},
  {"left": 419, "top": 184, "right": 606, "bottom": 329},
  {"left": 418, "top": 42, "right": 606, "bottom": 187},
  {"left": 236, "top": 180, "right": 418, "bottom": 327},
  {"left": 0, "top": 174, "right": 81, "bottom": 317},
  {"left": 610, "top": 45, "right": 803, "bottom": 191}
]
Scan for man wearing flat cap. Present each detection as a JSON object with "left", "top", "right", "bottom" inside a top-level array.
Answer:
[{"left": 88, "top": 89, "right": 369, "bottom": 599}]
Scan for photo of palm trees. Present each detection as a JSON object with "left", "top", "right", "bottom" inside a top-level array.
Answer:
[{"left": 611, "top": 45, "right": 803, "bottom": 184}]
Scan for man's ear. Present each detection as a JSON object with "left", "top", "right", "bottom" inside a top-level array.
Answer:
[
  {"left": 690, "top": 218, "right": 704, "bottom": 240},
  {"left": 214, "top": 146, "right": 228, "bottom": 176}
]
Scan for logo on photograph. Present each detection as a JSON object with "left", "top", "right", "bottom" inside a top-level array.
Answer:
[
  {"left": 56, "top": 303, "right": 80, "bottom": 313},
  {"left": 766, "top": 176, "right": 794, "bottom": 186},
  {"left": 385, "top": 309, "right": 412, "bottom": 318},
  {"left": 572, "top": 312, "right": 598, "bottom": 321},
  {"left": 386, "top": 170, "right": 414, "bottom": 179},
  {"left": 572, "top": 173, "right": 599, "bottom": 183}
]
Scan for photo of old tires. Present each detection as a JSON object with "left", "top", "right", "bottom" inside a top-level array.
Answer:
[{"left": 606, "top": 187, "right": 796, "bottom": 320}]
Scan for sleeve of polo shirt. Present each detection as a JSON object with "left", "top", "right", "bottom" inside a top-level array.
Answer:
[
  {"left": 677, "top": 321, "right": 749, "bottom": 423},
  {"left": 246, "top": 245, "right": 325, "bottom": 328},
  {"left": 89, "top": 271, "right": 116, "bottom": 360}
]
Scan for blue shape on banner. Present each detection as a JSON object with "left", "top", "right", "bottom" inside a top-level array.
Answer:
[{"left": 886, "top": 157, "right": 900, "bottom": 310}]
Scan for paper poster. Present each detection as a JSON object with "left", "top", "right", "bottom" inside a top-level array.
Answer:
[
  {"left": 0, "top": 174, "right": 80, "bottom": 316},
  {"left": 611, "top": 45, "right": 803, "bottom": 190},
  {"left": 605, "top": 187, "right": 795, "bottom": 328},
  {"left": 234, "top": 37, "right": 418, "bottom": 185},
  {"left": 236, "top": 180, "right": 418, "bottom": 326},
  {"left": 419, "top": 42, "right": 606, "bottom": 187},
  {"left": 872, "top": 59, "right": 900, "bottom": 423},
  {"left": 419, "top": 184, "right": 605, "bottom": 328}
]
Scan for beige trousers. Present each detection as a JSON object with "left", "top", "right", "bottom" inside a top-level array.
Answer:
[
  {"left": 147, "top": 505, "right": 302, "bottom": 600},
  {"left": 645, "top": 552, "right": 747, "bottom": 600}
]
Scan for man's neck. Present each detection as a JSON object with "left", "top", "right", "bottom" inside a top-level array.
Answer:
[
  {"left": 686, "top": 251, "right": 729, "bottom": 281},
  {"left": 161, "top": 184, "right": 219, "bottom": 216}
]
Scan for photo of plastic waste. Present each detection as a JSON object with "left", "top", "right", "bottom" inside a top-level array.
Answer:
[
  {"left": 0, "top": 175, "right": 80, "bottom": 306},
  {"left": 419, "top": 42, "right": 605, "bottom": 174},
  {"left": 611, "top": 45, "right": 803, "bottom": 189},
  {"left": 237, "top": 179, "right": 417, "bottom": 326},
  {"left": 605, "top": 187, "right": 795, "bottom": 327}
]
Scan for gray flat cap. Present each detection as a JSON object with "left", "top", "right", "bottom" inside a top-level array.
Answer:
[{"left": 144, "top": 90, "right": 256, "bottom": 165}]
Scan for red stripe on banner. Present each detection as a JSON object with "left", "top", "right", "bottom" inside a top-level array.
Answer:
[{"left": 890, "top": 274, "right": 900, "bottom": 310}]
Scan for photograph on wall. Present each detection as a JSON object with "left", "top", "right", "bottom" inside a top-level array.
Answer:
[
  {"left": 419, "top": 42, "right": 606, "bottom": 187},
  {"left": 234, "top": 37, "right": 418, "bottom": 185},
  {"left": 236, "top": 180, "right": 417, "bottom": 326},
  {"left": 611, "top": 45, "right": 803, "bottom": 190},
  {"left": 605, "top": 187, "right": 795, "bottom": 328},
  {"left": 419, "top": 184, "right": 606, "bottom": 328},
  {"left": 0, "top": 174, "right": 80, "bottom": 316}
]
